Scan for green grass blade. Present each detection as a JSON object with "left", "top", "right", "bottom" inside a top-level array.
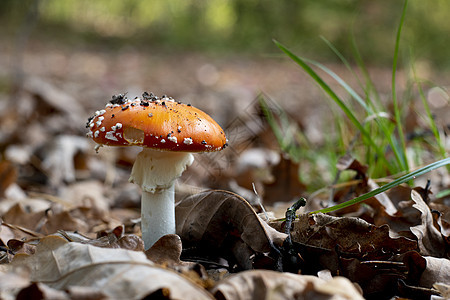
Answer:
[
  {"left": 308, "top": 56, "right": 407, "bottom": 173},
  {"left": 391, "top": 0, "right": 409, "bottom": 171},
  {"left": 303, "top": 57, "right": 371, "bottom": 113},
  {"left": 320, "top": 36, "right": 366, "bottom": 94},
  {"left": 309, "top": 157, "right": 450, "bottom": 214},
  {"left": 349, "top": 30, "right": 382, "bottom": 110},
  {"left": 273, "top": 40, "right": 390, "bottom": 169}
]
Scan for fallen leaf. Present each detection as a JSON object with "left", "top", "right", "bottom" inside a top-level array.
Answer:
[
  {"left": 419, "top": 256, "right": 450, "bottom": 289},
  {"left": 41, "top": 135, "right": 90, "bottom": 187},
  {"left": 16, "top": 282, "right": 71, "bottom": 300},
  {"left": 58, "top": 180, "right": 110, "bottom": 215},
  {"left": 429, "top": 202, "right": 450, "bottom": 237},
  {"left": 146, "top": 234, "right": 213, "bottom": 288},
  {"left": 210, "top": 270, "right": 364, "bottom": 300},
  {"left": 0, "top": 268, "right": 31, "bottom": 300},
  {"left": 397, "top": 279, "right": 441, "bottom": 300},
  {"left": 23, "top": 77, "right": 86, "bottom": 127},
  {"left": 11, "top": 236, "right": 213, "bottom": 299},
  {"left": 176, "top": 190, "right": 287, "bottom": 270},
  {"left": 339, "top": 250, "right": 427, "bottom": 299},
  {"left": 41, "top": 209, "right": 89, "bottom": 235},
  {"left": 410, "top": 190, "right": 446, "bottom": 257},
  {"left": 2, "top": 203, "right": 46, "bottom": 233},
  {"left": 146, "top": 234, "right": 185, "bottom": 266},
  {"left": 433, "top": 282, "right": 450, "bottom": 300},
  {"left": 271, "top": 213, "right": 417, "bottom": 261},
  {"left": 58, "top": 226, "right": 144, "bottom": 252},
  {"left": 0, "top": 160, "right": 17, "bottom": 197},
  {"left": 263, "top": 155, "right": 306, "bottom": 205},
  {"left": 368, "top": 185, "right": 421, "bottom": 238},
  {"left": 0, "top": 221, "right": 42, "bottom": 244}
]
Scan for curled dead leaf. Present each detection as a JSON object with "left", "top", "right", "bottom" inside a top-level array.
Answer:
[
  {"left": 10, "top": 236, "right": 213, "bottom": 299},
  {"left": 419, "top": 256, "right": 450, "bottom": 289},
  {"left": 210, "top": 270, "right": 364, "bottom": 300},
  {"left": 410, "top": 190, "right": 446, "bottom": 257},
  {"left": 145, "top": 234, "right": 213, "bottom": 288},
  {"left": 146, "top": 234, "right": 184, "bottom": 266},
  {"left": 175, "top": 190, "right": 287, "bottom": 270},
  {"left": 58, "top": 226, "right": 144, "bottom": 252},
  {"left": 271, "top": 213, "right": 417, "bottom": 261}
]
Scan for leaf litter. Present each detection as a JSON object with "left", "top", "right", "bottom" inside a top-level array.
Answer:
[{"left": 0, "top": 51, "right": 449, "bottom": 299}]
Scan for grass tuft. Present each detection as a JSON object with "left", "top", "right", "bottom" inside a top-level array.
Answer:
[{"left": 266, "top": 0, "right": 449, "bottom": 213}]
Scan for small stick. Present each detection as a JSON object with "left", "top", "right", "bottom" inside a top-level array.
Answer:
[
  {"left": 252, "top": 182, "right": 269, "bottom": 221},
  {"left": 284, "top": 198, "right": 306, "bottom": 244}
]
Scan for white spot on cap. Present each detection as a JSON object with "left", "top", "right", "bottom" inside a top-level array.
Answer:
[
  {"left": 96, "top": 116, "right": 105, "bottom": 127},
  {"left": 95, "top": 110, "right": 106, "bottom": 116},
  {"left": 100, "top": 127, "right": 105, "bottom": 132},
  {"left": 183, "top": 138, "right": 193, "bottom": 145},
  {"left": 105, "top": 131, "right": 118, "bottom": 141},
  {"left": 168, "top": 136, "right": 177, "bottom": 143},
  {"left": 111, "top": 123, "right": 122, "bottom": 131},
  {"left": 161, "top": 139, "right": 166, "bottom": 143},
  {"left": 94, "top": 130, "right": 100, "bottom": 138}
]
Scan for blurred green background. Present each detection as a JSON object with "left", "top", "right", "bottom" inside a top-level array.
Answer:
[{"left": 1, "top": 0, "right": 450, "bottom": 68}]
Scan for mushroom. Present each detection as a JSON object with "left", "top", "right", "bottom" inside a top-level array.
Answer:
[{"left": 86, "top": 93, "right": 227, "bottom": 249}]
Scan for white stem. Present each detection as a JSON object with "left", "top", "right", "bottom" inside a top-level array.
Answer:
[
  {"left": 129, "top": 148, "right": 194, "bottom": 249},
  {"left": 141, "top": 184, "right": 175, "bottom": 249}
]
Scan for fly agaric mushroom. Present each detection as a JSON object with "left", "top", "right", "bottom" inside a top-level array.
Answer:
[{"left": 86, "top": 92, "right": 227, "bottom": 249}]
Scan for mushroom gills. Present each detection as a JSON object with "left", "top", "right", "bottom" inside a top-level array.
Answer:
[{"left": 124, "top": 127, "right": 145, "bottom": 145}]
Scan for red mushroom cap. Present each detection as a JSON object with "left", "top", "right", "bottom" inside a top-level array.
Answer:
[{"left": 86, "top": 94, "right": 227, "bottom": 152}]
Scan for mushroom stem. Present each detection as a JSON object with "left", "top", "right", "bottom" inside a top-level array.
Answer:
[
  {"left": 141, "top": 184, "right": 175, "bottom": 248},
  {"left": 129, "top": 148, "right": 194, "bottom": 249}
]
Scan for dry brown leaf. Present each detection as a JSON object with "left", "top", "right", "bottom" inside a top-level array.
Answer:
[
  {"left": 176, "top": 190, "right": 287, "bottom": 269},
  {"left": 41, "top": 135, "right": 90, "bottom": 187},
  {"left": 7, "top": 239, "right": 36, "bottom": 256},
  {"left": 336, "top": 153, "right": 368, "bottom": 174},
  {"left": 335, "top": 155, "right": 397, "bottom": 216},
  {"left": 16, "top": 282, "right": 71, "bottom": 300},
  {"left": 145, "top": 234, "right": 213, "bottom": 288},
  {"left": 339, "top": 250, "right": 427, "bottom": 298},
  {"left": 433, "top": 282, "right": 450, "bottom": 300},
  {"left": 271, "top": 213, "right": 417, "bottom": 261},
  {"left": 429, "top": 202, "right": 450, "bottom": 237},
  {"left": 0, "top": 221, "right": 42, "bottom": 245},
  {"left": 11, "top": 235, "right": 213, "bottom": 299},
  {"left": 367, "top": 178, "right": 397, "bottom": 216},
  {"left": 368, "top": 185, "right": 420, "bottom": 237},
  {"left": 0, "top": 268, "right": 31, "bottom": 300},
  {"left": 2, "top": 203, "right": 46, "bottom": 232},
  {"left": 23, "top": 77, "right": 86, "bottom": 127},
  {"left": 419, "top": 256, "right": 450, "bottom": 289},
  {"left": 210, "top": 270, "right": 364, "bottom": 300},
  {"left": 58, "top": 180, "right": 110, "bottom": 215},
  {"left": 0, "top": 160, "right": 17, "bottom": 197},
  {"left": 146, "top": 234, "right": 184, "bottom": 266},
  {"left": 410, "top": 190, "right": 446, "bottom": 257},
  {"left": 263, "top": 155, "right": 306, "bottom": 205},
  {"left": 41, "top": 209, "right": 89, "bottom": 235},
  {"left": 58, "top": 226, "right": 144, "bottom": 252}
]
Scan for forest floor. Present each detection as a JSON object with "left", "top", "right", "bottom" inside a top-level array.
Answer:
[{"left": 0, "top": 41, "right": 449, "bottom": 299}]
